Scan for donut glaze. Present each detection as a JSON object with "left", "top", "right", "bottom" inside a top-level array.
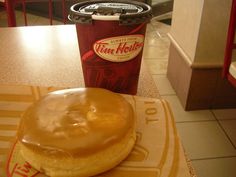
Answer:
[{"left": 17, "top": 88, "right": 134, "bottom": 157}]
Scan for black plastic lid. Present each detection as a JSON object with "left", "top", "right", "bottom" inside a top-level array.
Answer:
[{"left": 68, "top": 0, "right": 152, "bottom": 25}]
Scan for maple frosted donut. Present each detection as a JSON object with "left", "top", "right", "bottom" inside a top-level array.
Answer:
[{"left": 17, "top": 88, "right": 136, "bottom": 177}]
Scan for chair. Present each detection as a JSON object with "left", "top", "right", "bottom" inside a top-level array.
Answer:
[
  {"left": 222, "top": 0, "right": 236, "bottom": 87},
  {"left": 2, "top": 0, "right": 67, "bottom": 27}
]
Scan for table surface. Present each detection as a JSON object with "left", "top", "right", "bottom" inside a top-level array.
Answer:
[
  {"left": 0, "top": 25, "right": 195, "bottom": 177},
  {"left": 0, "top": 25, "right": 160, "bottom": 98}
]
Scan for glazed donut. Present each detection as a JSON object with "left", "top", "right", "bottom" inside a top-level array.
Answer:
[{"left": 17, "top": 88, "right": 136, "bottom": 177}]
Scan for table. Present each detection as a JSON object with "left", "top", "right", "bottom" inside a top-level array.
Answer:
[
  {"left": 0, "top": 25, "right": 159, "bottom": 98},
  {"left": 0, "top": 25, "right": 195, "bottom": 177}
]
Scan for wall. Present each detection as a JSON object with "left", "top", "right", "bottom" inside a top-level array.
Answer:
[
  {"left": 194, "top": 0, "right": 231, "bottom": 67},
  {"left": 167, "top": 0, "right": 236, "bottom": 110},
  {"left": 169, "top": 0, "right": 204, "bottom": 62}
]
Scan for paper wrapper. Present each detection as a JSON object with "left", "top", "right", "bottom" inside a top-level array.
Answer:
[{"left": 0, "top": 85, "right": 196, "bottom": 177}]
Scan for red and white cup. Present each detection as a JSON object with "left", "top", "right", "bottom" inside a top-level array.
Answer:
[{"left": 69, "top": 0, "right": 152, "bottom": 94}]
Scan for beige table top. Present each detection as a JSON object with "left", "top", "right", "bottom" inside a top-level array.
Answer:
[
  {"left": 0, "top": 25, "right": 159, "bottom": 98},
  {"left": 0, "top": 25, "right": 196, "bottom": 177}
]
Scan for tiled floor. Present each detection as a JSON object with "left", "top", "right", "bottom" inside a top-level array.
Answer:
[
  {"left": 1, "top": 8, "right": 236, "bottom": 177},
  {"left": 146, "top": 17, "right": 236, "bottom": 177},
  {"left": 0, "top": 9, "right": 64, "bottom": 27}
]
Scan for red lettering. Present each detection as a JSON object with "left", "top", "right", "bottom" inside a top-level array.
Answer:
[
  {"left": 115, "top": 42, "right": 143, "bottom": 54},
  {"left": 11, "top": 162, "right": 33, "bottom": 177},
  {"left": 115, "top": 42, "right": 126, "bottom": 54},
  {"left": 124, "top": 46, "right": 129, "bottom": 53},
  {"left": 94, "top": 42, "right": 114, "bottom": 54},
  {"left": 94, "top": 37, "right": 144, "bottom": 60},
  {"left": 22, "top": 161, "right": 32, "bottom": 173},
  {"left": 14, "top": 171, "right": 28, "bottom": 177}
]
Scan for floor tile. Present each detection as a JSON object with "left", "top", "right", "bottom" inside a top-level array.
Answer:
[
  {"left": 33, "top": 16, "right": 51, "bottom": 26},
  {"left": 143, "top": 45, "right": 169, "bottom": 59},
  {"left": 145, "top": 30, "right": 160, "bottom": 41},
  {"left": 192, "top": 157, "right": 236, "bottom": 177},
  {"left": 212, "top": 109, "right": 236, "bottom": 120},
  {"left": 0, "top": 11, "right": 6, "bottom": 18},
  {"left": 34, "top": 16, "right": 63, "bottom": 26},
  {"left": 162, "top": 95, "right": 216, "bottom": 122},
  {"left": 146, "top": 24, "right": 156, "bottom": 33},
  {"left": 147, "top": 30, "right": 169, "bottom": 42},
  {"left": 176, "top": 121, "right": 236, "bottom": 160},
  {"left": 152, "top": 12, "right": 172, "bottom": 22},
  {"left": 145, "top": 35, "right": 170, "bottom": 47},
  {"left": 145, "top": 59, "right": 168, "bottom": 74},
  {"left": 0, "top": 10, "right": 63, "bottom": 27},
  {"left": 16, "top": 12, "right": 38, "bottom": 26},
  {"left": 151, "top": 0, "right": 172, "bottom": 5},
  {"left": 219, "top": 120, "right": 236, "bottom": 147},
  {"left": 0, "top": 11, "right": 7, "bottom": 27},
  {"left": 150, "top": 20, "right": 171, "bottom": 37},
  {"left": 152, "top": 75, "right": 176, "bottom": 95},
  {"left": 0, "top": 18, "right": 7, "bottom": 27},
  {"left": 53, "top": 19, "right": 64, "bottom": 25}
]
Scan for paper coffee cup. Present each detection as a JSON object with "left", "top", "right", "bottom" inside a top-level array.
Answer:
[{"left": 69, "top": 0, "right": 152, "bottom": 94}]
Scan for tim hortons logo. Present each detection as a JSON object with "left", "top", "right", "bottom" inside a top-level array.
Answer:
[{"left": 93, "top": 35, "right": 144, "bottom": 62}]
